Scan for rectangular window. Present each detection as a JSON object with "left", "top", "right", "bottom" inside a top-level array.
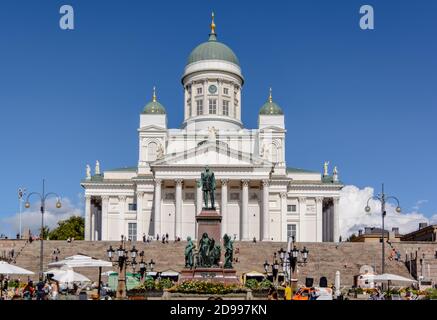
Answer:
[
  {"left": 209, "top": 99, "right": 217, "bottom": 114},
  {"left": 188, "top": 102, "right": 192, "bottom": 117},
  {"left": 287, "top": 205, "right": 297, "bottom": 213},
  {"left": 223, "top": 87, "right": 229, "bottom": 95},
  {"left": 287, "top": 224, "right": 296, "bottom": 241},
  {"left": 164, "top": 193, "right": 175, "bottom": 201},
  {"left": 222, "top": 100, "right": 229, "bottom": 116},
  {"left": 197, "top": 87, "right": 202, "bottom": 95},
  {"left": 128, "top": 223, "right": 137, "bottom": 241},
  {"left": 230, "top": 193, "right": 240, "bottom": 201},
  {"left": 196, "top": 100, "right": 203, "bottom": 115},
  {"left": 185, "top": 193, "right": 195, "bottom": 200},
  {"left": 128, "top": 203, "right": 137, "bottom": 211}
]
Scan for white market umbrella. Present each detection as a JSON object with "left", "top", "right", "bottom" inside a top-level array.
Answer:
[
  {"left": 373, "top": 273, "right": 417, "bottom": 283},
  {"left": 52, "top": 269, "right": 90, "bottom": 283},
  {"left": 48, "top": 254, "right": 112, "bottom": 298},
  {"left": 48, "top": 254, "right": 112, "bottom": 268},
  {"left": 0, "top": 261, "right": 34, "bottom": 275}
]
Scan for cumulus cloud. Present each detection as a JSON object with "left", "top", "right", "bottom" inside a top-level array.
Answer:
[
  {"left": 0, "top": 197, "right": 83, "bottom": 237},
  {"left": 339, "top": 185, "right": 430, "bottom": 237}
]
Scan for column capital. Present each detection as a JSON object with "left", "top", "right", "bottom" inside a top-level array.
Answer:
[
  {"left": 136, "top": 191, "right": 145, "bottom": 197},
  {"left": 316, "top": 197, "right": 324, "bottom": 204},
  {"left": 298, "top": 197, "right": 306, "bottom": 204},
  {"left": 280, "top": 192, "right": 287, "bottom": 199},
  {"left": 333, "top": 197, "right": 340, "bottom": 204},
  {"left": 175, "top": 179, "right": 183, "bottom": 186},
  {"left": 241, "top": 179, "right": 249, "bottom": 187},
  {"left": 118, "top": 195, "right": 127, "bottom": 201},
  {"left": 101, "top": 195, "right": 109, "bottom": 201},
  {"left": 85, "top": 195, "right": 92, "bottom": 200},
  {"left": 262, "top": 179, "right": 270, "bottom": 187},
  {"left": 221, "top": 179, "right": 229, "bottom": 186},
  {"left": 154, "top": 178, "right": 162, "bottom": 185}
]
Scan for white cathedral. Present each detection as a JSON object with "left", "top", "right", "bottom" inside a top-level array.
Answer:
[{"left": 82, "top": 15, "right": 343, "bottom": 243}]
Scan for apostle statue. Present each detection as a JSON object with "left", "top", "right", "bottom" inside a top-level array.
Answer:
[
  {"left": 86, "top": 164, "right": 91, "bottom": 180},
  {"left": 208, "top": 126, "right": 217, "bottom": 142},
  {"left": 323, "top": 161, "right": 329, "bottom": 177},
  {"left": 95, "top": 160, "right": 101, "bottom": 175},
  {"left": 198, "top": 166, "right": 216, "bottom": 209},
  {"left": 156, "top": 143, "right": 164, "bottom": 160},
  {"left": 333, "top": 166, "right": 339, "bottom": 182}
]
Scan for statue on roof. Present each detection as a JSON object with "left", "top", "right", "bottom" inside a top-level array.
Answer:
[
  {"left": 156, "top": 143, "right": 164, "bottom": 160},
  {"left": 323, "top": 161, "right": 329, "bottom": 177},
  {"left": 95, "top": 160, "right": 100, "bottom": 175},
  {"left": 208, "top": 126, "right": 217, "bottom": 142},
  {"left": 86, "top": 165, "right": 91, "bottom": 180},
  {"left": 333, "top": 166, "right": 339, "bottom": 182}
]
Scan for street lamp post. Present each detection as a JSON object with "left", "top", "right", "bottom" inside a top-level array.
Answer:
[
  {"left": 24, "top": 179, "right": 62, "bottom": 278},
  {"left": 107, "top": 237, "right": 142, "bottom": 299},
  {"left": 18, "top": 188, "right": 26, "bottom": 239},
  {"left": 364, "top": 183, "right": 401, "bottom": 275}
]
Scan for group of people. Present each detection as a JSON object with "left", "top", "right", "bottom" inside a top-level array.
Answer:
[
  {"left": 388, "top": 248, "right": 402, "bottom": 261},
  {"left": 0, "top": 278, "right": 60, "bottom": 300},
  {"left": 51, "top": 248, "right": 61, "bottom": 262}
]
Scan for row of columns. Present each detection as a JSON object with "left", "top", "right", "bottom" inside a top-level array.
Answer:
[{"left": 84, "top": 188, "right": 340, "bottom": 242}]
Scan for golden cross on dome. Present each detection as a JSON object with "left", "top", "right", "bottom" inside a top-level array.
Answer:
[
  {"left": 210, "top": 12, "right": 216, "bottom": 34},
  {"left": 152, "top": 86, "right": 157, "bottom": 102},
  {"left": 269, "top": 87, "right": 273, "bottom": 103}
]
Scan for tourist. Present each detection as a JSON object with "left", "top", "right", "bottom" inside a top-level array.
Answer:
[
  {"left": 162, "top": 236, "right": 165, "bottom": 244},
  {"left": 51, "top": 281, "right": 59, "bottom": 300},
  {"left": 67, "top": 237, "right": 71, "bottom": 243},
  {"left": 156, "top": 234, "right": 159, "bottom": 241},
  {"left": 267, "top": 286, "right": 275, "bottom": 300},
  {"left": 252, "top": 237, "right": 256, "bottom": 243},
  {"left": 284, "top": 284, "right": 292, "bottom": 300},
  {"left": 166, "top": 233, "right": 169, "bottom": 240},
  {"left": 143, "top": 233, "right": 146, "bottom": 243},
  {"left": 36, "top": 279, "right": 46, "bottom": 300},
  {"left": 310, "top": 288, "right": 319, "bottom": 300}
]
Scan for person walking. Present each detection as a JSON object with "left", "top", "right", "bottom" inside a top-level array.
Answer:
[{"left": 284, "top": 284, "right": 292, "bottom": 300}]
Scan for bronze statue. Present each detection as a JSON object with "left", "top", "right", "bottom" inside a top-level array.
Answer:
[
  {"left": 184, "top": 236, "right": 195, "bottom": 269},
  {"left": 223, "top": 234, "right": 233, "bottom": 269},
  {"left": 199, "top": 232, "right": 211, "bottom": 267},
  {"left": 198, "top": 166, "right": 216, "bottom": 209}
]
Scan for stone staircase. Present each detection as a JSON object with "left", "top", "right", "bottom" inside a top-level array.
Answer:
[{"left": 6, "top": 240, "right": 434, "bottom": 286}]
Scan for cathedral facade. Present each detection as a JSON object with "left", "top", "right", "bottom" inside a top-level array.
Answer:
[{"left": 81, "top": 16, "right": 343, "bottom": 242}]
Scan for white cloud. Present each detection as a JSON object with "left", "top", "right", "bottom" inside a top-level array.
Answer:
[
  {"left": 412, "top": 199, "right": 428, "bottom": 211},
  {"left": 0, "top": 197, "right": 83, "bottom": 237},
  {"left": 339, "top": 185, "right": 430, "bottom": 237}
]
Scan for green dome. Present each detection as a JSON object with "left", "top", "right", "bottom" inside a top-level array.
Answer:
[
  {"left": 187, "top": 34, "right": 240, "bottom": 66},
  {"left": 259, "top": 89, "right": 283, "bottom": 115},
  {"left": 259, "top": 101, "right": 283, "bottom": 115},
  {"left": 142, "top": 100, "right": 166, "bottom": 114}
]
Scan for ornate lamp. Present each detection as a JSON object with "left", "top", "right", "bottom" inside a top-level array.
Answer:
[
  {"left": 107, "top": 245, "right": 115, "bottom": 261},
  {"left": 149, "top": 259, "right": 155, "bottom": 271},
  {"left": 130, "top": 246, "right": 138, "bottom": 259},
  {"left": 278, "top": 248, "right": 286, "bottom": 261},
  {"left": 301, "top": 247, "right": 309, "bottom": 263}
]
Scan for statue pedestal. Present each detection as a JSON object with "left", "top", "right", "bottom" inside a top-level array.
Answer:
[
  {"left": 179, "top": 268, "right": 239, "bottom": 284},
  {"left": 196, "top": 208, "right": 222, "bottom": 242}
]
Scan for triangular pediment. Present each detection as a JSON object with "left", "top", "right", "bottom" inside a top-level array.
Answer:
[
  {"left": 138, "top": 124, "right": 166, "bottom": 131},
  {"left": 151, "top": 140, "right": 273, "bottom": 168}
]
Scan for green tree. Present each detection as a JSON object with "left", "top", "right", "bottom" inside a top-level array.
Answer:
[
  {"left": 48, "top": 216, "right": 84, "bottom": 240},
  {"left": 347, "top": 233, "right": 357, "bottom": 242},
  {"left": 41, "top": 226, "right": 50, "bottom": 239}
]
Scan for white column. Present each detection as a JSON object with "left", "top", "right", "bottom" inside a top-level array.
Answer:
[
  {"left": 85, "top": 195, "right": 91, "bottom": 240},
  {"left": 333, "top": 197, "right": 340, "bottom": 242},
  {"left": 154, "top": 179, "right": 162, "bottom": 237},
  {"left": 91, "top": 205, "right": 95, "bottom": 241},
  {"left": 221, "top": 179, "right": 228, "bottom": 238},
  {"left": 241, "top": 179, "right": 249, "bottom": 240},
  {"left": 175, "top": 179, "right": 183, "bottom": 239},
  {"left": 101, "top": 196, "right": 109, "bottom": 240},
  {"left": 136, "top": 191, "right": 144, "bottom": 240},
  {"left": 280, "top": 192, "right": 287, "bottom": 242},
  {"left": 119, "top": 196, "right": 126, "bottom": 239},
  {"left": 298, "top": 197, "right": 307, "bottom": 242},
  {"left": 316, "top": 197, "right": 323, "bottom": 242},
  {"left": 262, "top": 179, "right": 270, "bottom": 241}
]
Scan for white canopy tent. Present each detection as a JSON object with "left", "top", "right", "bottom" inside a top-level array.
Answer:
[
  {"left": 0, "top": 261, "right": 34, "bottom": 275},
  {"left": 52, "top": 269, "right": 90, "bottom": 284},
  {"left": 372, "top": 273, "right": 417, "bottom": 283},
  {"left": 48, "top": 254, "right": 112, "bottom": 298}
]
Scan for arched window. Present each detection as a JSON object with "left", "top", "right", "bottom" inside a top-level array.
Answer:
[{"left": 148, "top": 142, "right": 157, "bottom": 161}]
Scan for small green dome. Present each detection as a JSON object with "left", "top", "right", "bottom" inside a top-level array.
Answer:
[
  {"left": 142, "top": 101, "right": 166, "bottom": 114},
  {"left": 259, "top": 89, "right": 283, "bottom": 115},
  {"left": 187, "top": 34, "right": 240, "bottom": 66},
  {"left": 142, "top": 88, "right": 166, "bottom": 114}
]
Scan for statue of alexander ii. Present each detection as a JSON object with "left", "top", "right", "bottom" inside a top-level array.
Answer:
[{"left": 198, "top": 166, "right": 216, "bottom": 210}]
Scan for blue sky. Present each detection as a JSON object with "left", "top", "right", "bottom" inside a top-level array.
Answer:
[{"left": 0, "top": 0, "right": 436, "bottom": 236}]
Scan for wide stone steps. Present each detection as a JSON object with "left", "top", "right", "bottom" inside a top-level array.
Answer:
[{"left": 8, "top": 240, "right": 434, "bottom": 286}]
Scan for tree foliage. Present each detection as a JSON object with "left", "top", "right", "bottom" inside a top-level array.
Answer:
[{"left": 48, "top": 216, "right": 84, "bottom": 240}]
